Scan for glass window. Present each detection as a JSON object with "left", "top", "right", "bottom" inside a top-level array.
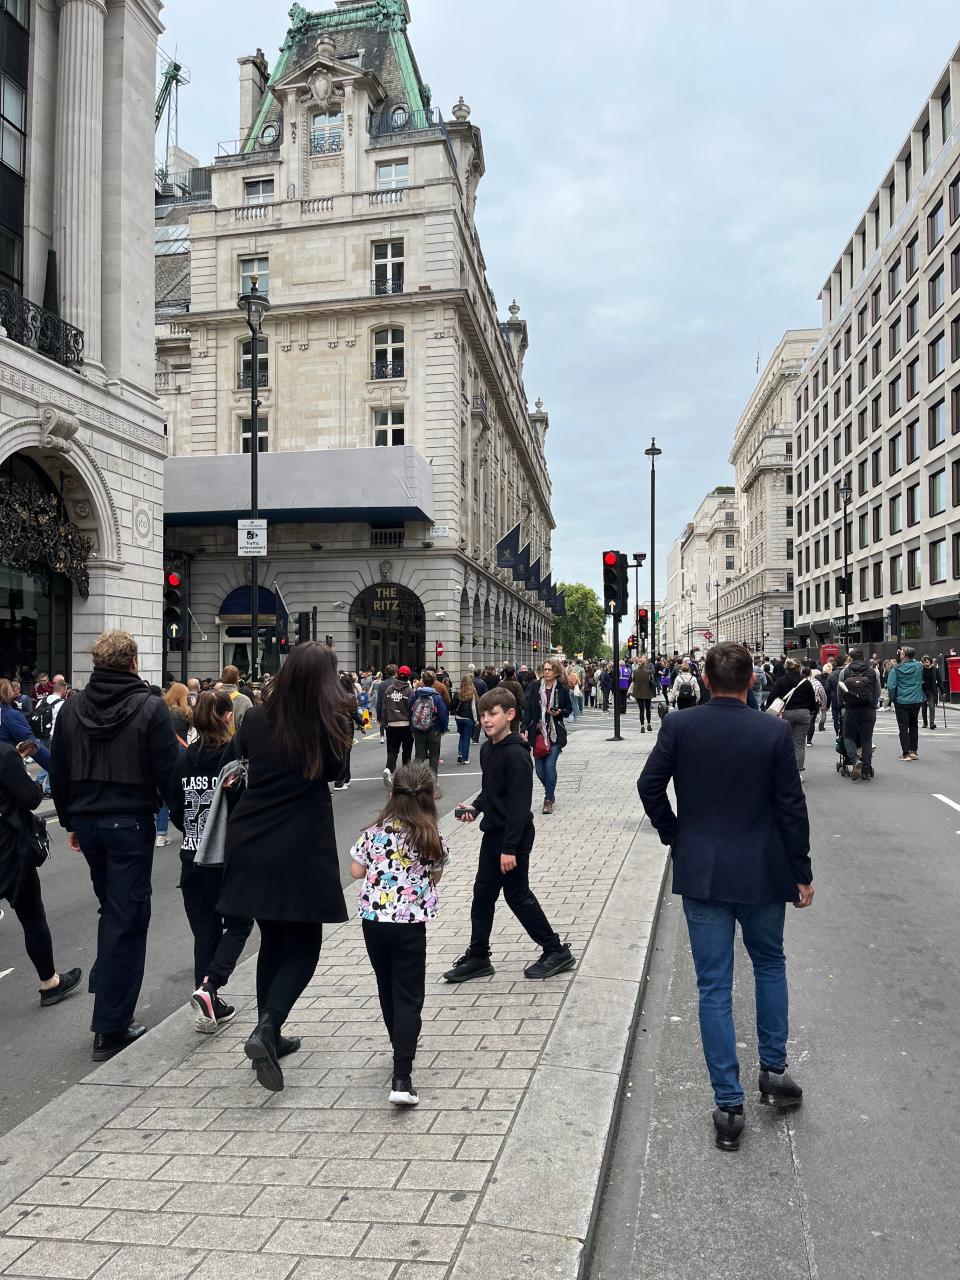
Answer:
[
  {"left": 372, "top": 240, "right": 404, "bottom": 295},
  {"left": 0, "top": 225, "right": 22, "bottom": 292},
  {"left": 871, "top": 284, "right": 882, "bottom": 324},
  {"left": 859, "top": 565, "right": 869, "bottom": 600},
  {"left": 858, "top": 407, "right": 868, "bottom": 441},
  {"left": 907, "top": 482, "right": 920, "bottom": 526},
  {"left": 872, "top": 505, "right": 882, "bottom": 541},
  {"left": 872, "top": 339, "right": 882, "bottom": 377},
  {"left": 1, "top": 73, "right": 26, "bottom": 176},
  {"left": 858, "top": 458, "right": 868, "bottom": 494},
  {"left": 858, "top": 356, "right": 868, "bottom": 391},
  {"left": 2, "top": 0, "right": 29, "bottom": 25},
  {"left": 871, "top": 393, "right": 882, "bottom": 431},
  {"left": 930, "top": 468, "right": 946, "bottom": 515},
  {"left": 243, "top": 178, "right": 274, "bottom": 206},
  {"left": 310, "top": 109, "right": 344, "bottom": 156},
  {"left": 374, "top": 408, "right": 405, "bottom": 447},
  {"left": 239, "top": 336, "right": 268, "bottom": 387},
  {"left": 239, "top": 255, "right": 269, "bottom": 297},
  {"left": 930, "top": 398, "right": 946, "bottom": 446},
  {"left": 906, "top": 418, "right": 919, "bottom": 461},
  {"left": 858, "top": 511, "right": 869, "bottom": 547},
  {"left": 930, "top": 267, "right": 945, "bottom": 313},
  {"left": 890, "top": 553, "right": 903, "bottom": 593},
  {"left": 954, "top": 457, "right": 960, "bottom": 506},
  {"left": 873, "top": 561, "right": 883, "bottom": 598},
  {"left": 858, "top": 304, "right": 868, "bottom": 341},
  {"left": 929, "top": 332, "right": 946, "bottom": 381},
  {"left": 944, "top": 87, "right": 953, "bottom": 142},
  {"left": 951, "top": 172, "right": 960, "bottom": 224},
  {"left": 889, "top": 258, "right": 902, "bottom": 299},
  {"left": 928, "top": 198, "right": 944, "bottom": 250},
  {"left": 724, "top": 556, "right": 735, "bottom": 570},
  {"left": 906, "top": 294, "right": 920, "bottom": 337},
  {"left": 931, "top": 538, "right": 947, "bottom": 584},
  {"left": 240, "top": 415, "right": 268, "bottom": 454},
  {"left": 953, "top": 385, "right": 960, "bottom": 435},
  {"left": 872, "top": 447, "right": 882, "bottom": 486},
  {"left": 890, "top": 492, "right": 903, "bottom": 533},
  {"left": 376, "top": 160, "right": 409, "bottom": 190},
  {"left": 904, "top": 152, "right": 913, "bottom": 200},
  {"left": 906, "top": 233, "right": 920, "bottom": 278},
  {"left": 889, "top": 431, "right": 903, "bottom": 473},
  {"left": 889, "top": 316, "right": 901, "bottom": 358},
  {"left": 952, "top": 247, "right": 960, "bottom": 294},
  {"left": 889, "top": 375, "right": 902, "bottom": 415},
  {"left": 906, "top": 357, "right": 920, "bottom": 400},
  {"left": 372, "top": 326, "right": 405, "bottom": 378},
  {"left": 908, "top": 546, "right": 921, "bottom": 590}
]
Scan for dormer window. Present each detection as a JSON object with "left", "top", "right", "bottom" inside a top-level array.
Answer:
[
  {"left": 389, "top": 103, "right": 410, "bottom": 129},
  {"left": 311, "top": 109, "right": 343, "bottom": 156}
]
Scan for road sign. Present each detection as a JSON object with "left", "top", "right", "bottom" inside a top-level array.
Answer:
[
  {"left": 703, "top": 629, "right": 714, "bottom": 641},
  {"left": 430, "top": 525, "right": 449, "bottom": 538},
  {"left": 436, "top": 641, "right": 444, "bottom": 658},
  {"left": 238, "top": 519, "right": 267, "bottom": 557}
]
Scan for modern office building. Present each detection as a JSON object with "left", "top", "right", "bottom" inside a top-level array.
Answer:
[
  {"left": 0, "top": 0, "right": 166, "bottom": 683},
  {"left": 157, "top": 0, "right": 555, "bottom": 679},
  {"left": 793, "top": 46, "right": 960, "bottom": 650},
  {"left": 721, "top": 330, "right": 817, "bottom": 653}
]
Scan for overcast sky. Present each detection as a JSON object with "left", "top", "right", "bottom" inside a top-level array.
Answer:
[{"left": 158, "top": 0, "right": 960, "bottom": 605}]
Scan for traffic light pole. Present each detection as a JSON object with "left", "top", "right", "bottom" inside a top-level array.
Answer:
[
  {"left": 610, "top": 611, "right": 622, "bottom": 742},
  {"left": 180, "top": 556, "right": 190, "bottom": 686}
]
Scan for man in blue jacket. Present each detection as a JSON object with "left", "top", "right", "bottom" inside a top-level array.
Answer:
[
  {"left": 409, "top": 671, "right": 449, "bottom": 796},
  {"left": 887, "top": 645, "right": 925, "bottom": 761},
  {"left": 637, "top": 641, "right": 814, "bottom": 1152}
]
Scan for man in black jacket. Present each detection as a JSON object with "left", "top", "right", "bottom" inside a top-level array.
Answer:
[
  {"left": 637, "top": 641, "right": 814, "bottom": 1153},
  {"left": 51, "top": 630, "right": 179, "bottom": 1060},
  {"left": 444, "top": 688, "right": 574, "bottom": 983}
]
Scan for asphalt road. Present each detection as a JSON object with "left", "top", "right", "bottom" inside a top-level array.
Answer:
[
  {"left": 589, "top": 703, "right": 960, "bottom": 1280},
  {"left": 0, "top": 729, "right": 483, "bottom": 1136}
]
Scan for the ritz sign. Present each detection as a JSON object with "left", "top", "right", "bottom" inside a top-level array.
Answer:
[{"left": 372, "top": 586, "right": 400, "bottom": 617}]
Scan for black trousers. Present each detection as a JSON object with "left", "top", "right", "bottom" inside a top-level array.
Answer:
[
  {"left": 843, "top": 707, "right": 876, "bottom": 771},
  {"left": 895, "top": 702, "right": 921, "bottom": 755},
  {"left": 6, "top": 863, "right": 55, "bottom": 982},
  {"left": 618, "top": 688, "right": 628, "bottom": 714},
  {"left": 179, "top": 861, "right": 253, "bottom": 989},
  {"left": 601, "top": 689, "right": 611, "bottom": 711},
  {"left": 385, "top": 726, "right": 413, "bottom": 772},
  {"left": 469, "top": 829, "right": 560, "bottom": 958},
  {"left": 921, "top": 692, "right": 939, "bottom": 728},
  {"left": 75, "top": 815, "right": 154, "bottom": 1034},
  {"left": 336, "top": 745, "right": 353, "bottom": 785},
  {"left": 637, "top": 697, "right": 652, "bottom": 725},
  {"left": 362, "top": 918, "right": 426, "bottom": 1076},
  {"left": 255, "top": 919, "right": 323, "bottom": 1031},
  {"left": 413, "top": 728, "right": 442, "bottom": 775}
]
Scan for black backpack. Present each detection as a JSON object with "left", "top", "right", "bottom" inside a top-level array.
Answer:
[
  {"left": 676, "top": 677, "right": 697, "bottom": 709},
  {"left": 843, "top": 672, "right": 875, "bottom": 707},
  {"left": 28, "top": 696, "right": 55, "bottom": 739}
]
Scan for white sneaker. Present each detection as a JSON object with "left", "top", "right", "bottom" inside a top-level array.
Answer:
[
  {"left": 333, "top": 782, "right": 346, "bottom": 791},
  {"left": 155, "top": 834, "right": 169, "bottom": 847},
  {"left": 382, "top": 767, "right": 392, "bottom": 789}
]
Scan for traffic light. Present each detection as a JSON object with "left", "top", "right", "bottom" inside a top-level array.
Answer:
[
  {"left": 532, "top": 639, "right": 540, "bottom": 652},
  {"left": 637, "top": 607, "right": 649, "bottom": 638},
  {"left": 627, "top": 634, "right": 637, "bottom": 650},
  {"left": 295, "top": 611, "right": 310, "bottom": 645},
  {"left": 602, "top": 550, "right": 628, "bottom": 616},
  {"left": 163, "top": 564, "right": 185, "bottom": 648},
  {"left": 277, "top": 613, "right": 289, "bottom": 655}
]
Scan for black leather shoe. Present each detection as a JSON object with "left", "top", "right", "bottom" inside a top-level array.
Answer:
[
  {"left": 713, "top": 1105, "right": 745, "bottom": 1151},
  {"left": 759, "top": 1066, "right": 803, "bottom": 1108},
  {"left": 245, "top": 1014, "right": 284, "bottom": 1092},
  {"left": 250, "top": 1033, "right": 301, "bottom": 1068},
  {"left": 40, "top": 967, "right": 82, "bottom": 1007},
  {"left": 92, "top": 1023, "right": 146, "bottom": 1061}
]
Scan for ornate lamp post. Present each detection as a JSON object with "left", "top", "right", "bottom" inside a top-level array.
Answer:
[
  {"left": 645, "top": 438, "right": 663, "bottom": 658},
  {"left": 237, "top": 276, "right": 271, "bottom": 679}
]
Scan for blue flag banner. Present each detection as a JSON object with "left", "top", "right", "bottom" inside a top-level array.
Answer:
[
  {"left": 495, "top": 522, "right": 522, "bottom": 570},
  {"left": 526, "top": 557, "right": 542, "bottom": 592},
  {"left": 537, "top": 572, "right": 552, "bottom": 603},
  {"left": 511, "top": 543, "right": 531, "bottom": 583},
  {"left": 553, "top": 590, "right": 565, "bottom": 617}
]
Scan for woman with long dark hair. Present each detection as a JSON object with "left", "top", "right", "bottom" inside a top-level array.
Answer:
[
  {"left": 521, "top": 657, "right": 573, "bottom": 815},
  {"left": 217, "top": 643, "right": 354, "bottom": 1091},
  {"left": 334, "top": 671, "right": 365, "bottom": 792}
]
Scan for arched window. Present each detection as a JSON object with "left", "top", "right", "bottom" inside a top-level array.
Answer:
[
  {"left": 390, "top": 103, "right": 409, "bottom": 129},
  {"left": 311, "top": 110, "right": 343, "bottom": 155},
  {"left": 372, "top": 326, "right": 404, "bottom": 379}
]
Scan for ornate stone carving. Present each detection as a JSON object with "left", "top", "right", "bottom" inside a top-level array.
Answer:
[
  {"left": 452, "top": 96, "right": 471, "bottom": 122},
  {"left": 286, "top": 182, "right": 296, "bottom": 199},
  {"left": 39, "top": 403, "right": 80, "bottom": 450},
  {"left": 132, "top": 502, "right": 152, "bottom": 545},
  {"left": 379, "top": 559, "right": 394, "bottom": 582}
]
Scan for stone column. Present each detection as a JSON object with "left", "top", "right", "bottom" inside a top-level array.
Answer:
[{"left": 53, "top": 0, "right": 106, "bottom": 366}]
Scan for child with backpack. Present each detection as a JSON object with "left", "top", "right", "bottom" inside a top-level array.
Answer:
[
  {"left": 166, "top": 691, "right": 254, "bottom": 1033},
  {"left": 443, "top": 687, "right": 575, "bottom": 985},
  {"left": 670, "top": 661, "right": 701, "bottom": 710},
  {"left": 349, "top": 762, "right": 450, "bottom": 1106},
  {"left": 409, "top": 671, "right": 448, "bottom": 792}
]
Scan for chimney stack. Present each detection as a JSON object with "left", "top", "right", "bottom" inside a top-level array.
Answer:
[{"left": 238, "top": 48, "right": 269, "bottom": 141}]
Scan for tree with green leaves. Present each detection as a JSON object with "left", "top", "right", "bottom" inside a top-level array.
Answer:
[{"left": 552, "top": 582, "right": 607, "bottom": 658}]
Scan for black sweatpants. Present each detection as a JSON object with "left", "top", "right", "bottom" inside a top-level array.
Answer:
[
  {"left": 385, "top": 726, "right": 413, "bottom": 772},
  {"left": 469, "top": 828, "right": 560, "bottom": 958},
  {"left": 637, "top": 697, "right": 652, "bottom": 726},
  {"left": 255, "top": 919, "right": 323, "bottom": 1031},
  {"left": 6, "top": 863, "right": 55, "bottom": 982},
  {"left": 361, "top": 918, "right": 426, "bottom": 1075},
  {"left": 895, "top": 702, "right": 921, "bottom": 755},
  {"left": 179, "top": 862, "right": 254, "bottom": 989}
]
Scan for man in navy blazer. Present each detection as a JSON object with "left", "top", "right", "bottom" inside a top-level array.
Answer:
[{"left": 637, "top": 641, "right": 814, "bottom": 1152}]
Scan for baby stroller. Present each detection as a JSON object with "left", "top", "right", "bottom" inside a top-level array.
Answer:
[{"left": 835, "top": 711, "right": 854, "bottom": 777}]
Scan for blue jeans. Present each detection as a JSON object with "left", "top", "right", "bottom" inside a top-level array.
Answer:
[
  {"left": 682, "top": 898, "right": 788, "bottom": 1108},
  {"left": 456, "top": 719, "right": 474, "bottom": 763},
  {"left": 533, "top": 741, "right": 561, "bottom": 802},
  {"left": 34, "top": 736, "right": 52, "bottom": 793}
]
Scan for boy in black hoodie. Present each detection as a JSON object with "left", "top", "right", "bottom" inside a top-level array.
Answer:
[{"left": 443, "top": 688, "right": 575, "bottom": 982}]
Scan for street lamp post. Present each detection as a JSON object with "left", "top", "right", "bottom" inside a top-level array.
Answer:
[
  {"left": 645, "top": 439, "right": 662, "bottom": 658},
  {"left": 632, "top": 552, "right": 646, "bottom": 653},
  {"left": 715, "top": 579, "right": 720, "bottom": 643},
  {"left": 840, "top": 479, "right": 853, "bottom": 653},
  {"left": 237, "top": 275, "right": 271, "bottom": 680}
]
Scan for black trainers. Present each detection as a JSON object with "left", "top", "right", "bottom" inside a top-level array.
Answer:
[
  {"left": 191, "top": 983, "right": 224, "bottom": 1034},
  {"left": 759, "top": 1066, "right": 803, "bottom": 1108},
  {"left": 713, "top": 1105, "right": 745, "bottom": 1151},
  {"left": 443, "top": 951, "right": 494, "bottom": 983},
  {"left": 523, "top": 943, "right": 576, "bottom": 980},
  {"left": 389, "top": 1075, "right": 419, "bottom": 1106},
  {"left": 39, "top": 967, "right": 82, "bottom": 1007}
]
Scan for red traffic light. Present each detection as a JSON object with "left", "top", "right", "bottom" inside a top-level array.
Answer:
[
  {"left": 603, "top": 551, "right": 618, "bottom": 566},
  {"left": 165, "top": 570, "right": 182, "bottom": 588},
  {"left": 638, "top": 608, "right": 648, "bottom": 618}
]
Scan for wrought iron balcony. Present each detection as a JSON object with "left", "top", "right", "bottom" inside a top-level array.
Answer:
[
  {"left": 370, "top": 106, "right": 447, "bottom": 140},
  {"left": 472, "top": 394, "right": 489, "bottom": 417},
  {"left": 371, "top": 277, "right": 404, "bottom": 296},
  {"left": 238, "top": 369, "right": 269, "bottom": 388},
  {"left": 310, "top": 131, "right": 343, "bottom": 157},
  {"left": 370, "top": 359, "right": 405, "bottom": 380},
  {"left": 0, "top": 287, "right": 84, "bottom": 369}
]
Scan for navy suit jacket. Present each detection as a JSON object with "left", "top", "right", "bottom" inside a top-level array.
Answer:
[{"left": 637, "top": 696, "right": 812, "bottom": 903}]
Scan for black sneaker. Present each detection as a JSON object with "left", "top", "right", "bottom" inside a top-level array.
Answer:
[
  {"left": 443, "top": 951, "right": 494, "bottom": 983},
  {"left": 389, "top": 1074, "right": 419, "bottom": 1106},
  {"left": 523, "top": 943, "right": 576, "bottom": 980},
  {"left": 758, "top": 1066, "right": 803, "bottom": 1108},
  {"left": 39, "top": 967, "right": 82, "bottom": 1007},
  {"left": 713, "top": 1105, "right": 745, "bottom": 1151},
  {"left": 212, "top": 996, "right": 236, "bottom": 1026},
  {"left": 190, "top": 983, "right": 224, "bottom": 1034}
]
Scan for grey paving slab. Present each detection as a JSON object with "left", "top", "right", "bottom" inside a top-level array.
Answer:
[
  {"left": 1, "top": 1239, "right": 118, "bottom": 1279},
  {"left": 449, "top": 1222, "right": 582, "bottom": 1280},
  {"left": 81, "top": 1178, "right": 180, "bottom": 1211},
  {"left": 424, "top": 1189, "right": 479, "bottom": 1225},
  {"left": 398, "top": 1161, "right": 489, "bottom": 1193},
  {"left": 171, "top": 1212, "right": 280, "bottom": 1252},
  {"left": 91, "top": 1243, "right": 207, "bottom": 1279},
  {"left": 233, "top": 1156, "right": 326, "bottom": 1187},
  {"left": 244, "top": 1185, "right": 344, "bottom": 1220},
  {"left": 1, "top": 1204, "right": 110, "bottom": 1239},
  {"left": 309, "top": 1158, "right": 406, "bottom": 1188},
  {"left": 289, "top": 1261, "right": 395, "bottom": 1280},
  {"left": 189, "top": 1253, "right": 297, "bottom": 1280},
  {"left": 539, "top": 972, "right": 641, "bottom": 1075},
  {"left": 160, "top": 1181, "right": 261, "bottom": 1216},
  {"left": 0, "top": 1237, "right": 31, "bottom": 1270},
  {"left": 329, "top": 1188, "right": 433, "bottom": 1222},
  {"left": 13, "top": 1177, "right": 104, "bottom": 1208},
  {"left": 86, "top": 1208, "right": 193, "bottom": 1245},
  {"left": 261, "top": 1218, "right": 368, "bottom": 1257},
  {"left": 357, "top": 1221, "right": 463, "bottom": 1262}
]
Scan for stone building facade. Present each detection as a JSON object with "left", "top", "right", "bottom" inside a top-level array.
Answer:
[
  {"left": 794, "top": 45, "right": 960, "bottom": 651},
  {"left": 664, "top": 489, "right": 738, "bottom": 656},
  {"left": 720, "top": 330, "right": 817, "bottom": 653},
  {"left": 156, "top": 0, "right": 555, "bottom": 679},
  {"left": 0, "top": 0, "right": 166, "bottom": 684}
]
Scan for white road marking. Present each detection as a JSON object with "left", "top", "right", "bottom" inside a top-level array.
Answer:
[
  {"left": 0, "top": 968, "right": 15, "bottom": 981},
  {"left": 932, "top": 793, "right": 960, "bottom": 815}
]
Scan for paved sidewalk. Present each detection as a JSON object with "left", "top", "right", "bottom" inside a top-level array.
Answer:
[{"left": 0, "top": 712, "right": 666, "bottom": 1280}]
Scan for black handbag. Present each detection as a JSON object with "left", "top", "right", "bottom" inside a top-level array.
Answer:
[{"left": 0, "top": 804, "right": 50, "bottom": 870}]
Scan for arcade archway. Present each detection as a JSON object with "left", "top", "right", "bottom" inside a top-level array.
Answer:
[{"left": 350, "top": 582, "right": 425, "bottom": 672}]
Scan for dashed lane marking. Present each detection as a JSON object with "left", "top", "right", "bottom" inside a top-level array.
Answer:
[
  {"left": 0, "top": 968, "right": 15, "bottom": 981},
  {"left": 932, "top": 793, "right": 960, "bottom": 816}
]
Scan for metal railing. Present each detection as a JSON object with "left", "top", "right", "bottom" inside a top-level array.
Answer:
[
  {"left": 371, "top": 277, "right": 404, "bottom": 296},
  {"left": 369, "top": 106, "right": 447, "bottom": 140},
  {"left": 0, "top": 287, "right": 84, "bottom": 369},
  {"left": 472, "top": 394, "right": 489, "bottom": 416},
  {"left": 309, "top": 131, "right": 343, "bottom": 156},
  {"left": 238, "top": 369, "right": 269, "bottom": 388},
  {"left": 370, "top": 359, "right": 405, "bottom": 380}
]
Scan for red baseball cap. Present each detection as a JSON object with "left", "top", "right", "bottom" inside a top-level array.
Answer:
[{"left": 397, "top": 665, "right": 411, "bottom": 677}]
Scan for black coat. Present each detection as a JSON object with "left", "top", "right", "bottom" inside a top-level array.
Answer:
[
  {"left": 0, "top": 742, "right": 43, "bottom": 904},
  {"left": 217, "top": 704, "right": 349, "bottom": 924},
  {"left": 522, "top": 679, "right": 573, "bottom": 750},
  {"left": 637, "top": 696, "right": 812, "bottom": 904}
]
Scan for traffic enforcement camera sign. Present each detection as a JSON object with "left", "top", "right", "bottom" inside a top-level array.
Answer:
[{"left": 238, "top": 519, "right": 268, "bottom": 557}]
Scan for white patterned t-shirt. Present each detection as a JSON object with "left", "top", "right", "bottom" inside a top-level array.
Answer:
[{"left": 351, "top": 820, "right": 450, "bottom": 923}]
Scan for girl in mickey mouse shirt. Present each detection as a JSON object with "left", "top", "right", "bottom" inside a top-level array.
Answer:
[{"left": 350, "top": 761, "right": 450, "bottom": 1107}]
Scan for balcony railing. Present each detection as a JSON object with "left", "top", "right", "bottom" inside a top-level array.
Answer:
[
  {"left": 369, "top": 107, "right": 447, "bottom": 141},
  {"left": 0, "top": 287, "right": 84, "bottom": 369},
  {"left": 369, "top": 190, "right": 404, "bottom": 206},
  {"left": 310, "top": 131, "right": 343, "bottom": 156},
  {"left": 238, "top": 369, "right": 269, "bottom": 388},
  {"left": 156, "top": 370, "right": 190, "bottom": 393},
  {"left": 371, "top": 277, "right": 404, "bottom": 296},
  {"left": 370, "top": 527, "right": 405, "bottom": 548},
  {"left": 472, "top": 394, "right": 489, "bottom": 417},
  {"left": 370, "top": 359, "right": 405, "bottom": 380}
]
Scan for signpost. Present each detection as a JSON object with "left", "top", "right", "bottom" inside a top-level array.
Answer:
[
  {"left": 435, "top": 639, "right": 444, "bottom": 667},
  {"left": 238, "top": 519, "right": 268, "bottom": 557}
]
